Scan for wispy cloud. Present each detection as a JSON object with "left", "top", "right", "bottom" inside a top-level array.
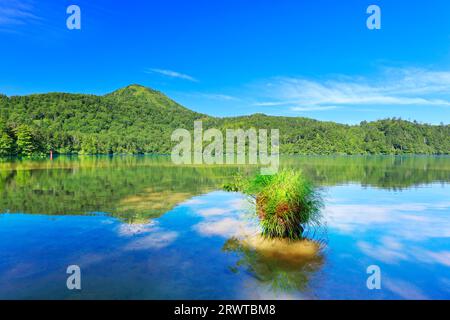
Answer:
[
  {"left": 253, "top": 101, "right": 295, "bottom": 107},
  {"left": 146, "top": 68, "right": 198, "bottom": 82},
  {"left": 291, "top": 106, "right": 340, "bottom": 112},
  {"left": 254, "top": 68, "right": 450, "bottom": 112},
  {"left": 180, "top": 92, "right": 240, "bottom": 102},
  {"left": 197, "top": 93, "right": 239, "bottom": 101},
  {"left": 0, "top": 0, "right": 40, "bottom": 26}
]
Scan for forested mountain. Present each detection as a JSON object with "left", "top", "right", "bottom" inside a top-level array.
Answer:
[{"left": 0, "top": 84, "right": 449, "bottom": 156}]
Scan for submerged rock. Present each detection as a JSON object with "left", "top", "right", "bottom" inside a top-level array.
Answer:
[
  {"left": 223, "top": 235, "right": 324, "bottom": 292},
  {"left": 241, "top": 235, "right": 321, "bottom": 265}
]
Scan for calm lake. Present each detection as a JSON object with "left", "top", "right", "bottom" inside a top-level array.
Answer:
[{"left": 0, "top": 156, "right": 449, "bottom": 299}]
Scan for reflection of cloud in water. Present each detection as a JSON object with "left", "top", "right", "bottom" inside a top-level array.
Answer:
[
  {"left": 227, "top": 198, "right": 249, "bottom": 210},
  {"left": 194, "top": 218, "right": 257, "bottom": 238},
  {"left": 421, "top": 250, "right": 450, "bottom": 267},
  {"left": 124, "top": 230, "right": 178, "bottom": 250},
  {"left": 101, "top": 219, "right": 115, "bottom": 225},
  {"left": 183, "top": 198, "right": 207, "bottom": 206},
  {"left": 74, "top": 253, "right": 111, "bottom": 268},
  {"left": 357, "top": 240, "right": 408, "bottom": 264},
  {"left": 197, "top": 208, "right": 231, "bottom": 217},
  {"left": 2, "top": 262, "right": 37, "bottom": 279},
  {"left": 325, "top": 202, "right": 450, "bottom": 240},
  {"left": 194, "top": 200, "right": 253, "bottom": 217},
  {"left": 117, "top": 221, "right": 157, "bottom": 236},
  {"left": 328, "top": 199, "right": 450, "bottom": 294},
  {"left": 191, "top": 193, "right": 258, "bottom": 238},
  {"left": 384, "top": 278, "right": 429, "bottom": 300},
  {"left": 358, "top": 237, "right": 450, "bottom": 267}
]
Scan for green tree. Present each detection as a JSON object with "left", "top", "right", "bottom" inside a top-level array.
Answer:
[
  {"left": 0, "top": 132, "right": 14, "bottom": 156},
  {"left": 15, "top": 125, "right": 37, "bottom": 156},
  {"left": 81, "top": 135, "right": 98, "bottom": 154}
]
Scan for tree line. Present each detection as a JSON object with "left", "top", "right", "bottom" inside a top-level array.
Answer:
[{"left": 0, "top": 85, "right": 449, "bottom": 157}]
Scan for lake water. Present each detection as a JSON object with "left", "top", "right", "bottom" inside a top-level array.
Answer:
[{"left": 0, "top": 156, "right": 449, "bottom": 299}]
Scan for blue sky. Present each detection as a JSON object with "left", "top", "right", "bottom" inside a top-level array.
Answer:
[{"left": 1, "top": 0, "right": 450, "bottom": 124}]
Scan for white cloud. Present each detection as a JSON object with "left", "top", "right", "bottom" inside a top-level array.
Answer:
[
  {"left": 146, "top": 68, "right": 198, "bottom": 82},
  {"left": 197, "top": 93, "right": 239, "bottom": 101},
  {"left": 0, "top": 0, "right": 39, "bottom": 26},
  {"left": 291, "top": 106, "right": 340, "bottom": 112},
  {"left": 253, "top": 101, "right": 295, "bottom": 107},
  {"left": 254, "top": 67, "right": 450, "bottom": 112}
]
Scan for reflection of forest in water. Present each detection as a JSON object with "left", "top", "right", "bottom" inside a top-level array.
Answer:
[
  {"left": 0, "top": 155, "right": 449, "bottom": 222},
  {"left": 282, "top": 155, "right": 450, "bottom": 189}
]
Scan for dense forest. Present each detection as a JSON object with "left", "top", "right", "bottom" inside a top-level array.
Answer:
[{"left": 0, "top": 84, "right": 449, "bottom": 156}]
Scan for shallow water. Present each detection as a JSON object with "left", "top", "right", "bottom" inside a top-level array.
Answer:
[{"left": 0, "top": 156, "right": 449, "bottom": 299}]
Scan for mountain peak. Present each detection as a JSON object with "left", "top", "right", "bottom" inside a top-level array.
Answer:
[
  {"left": 107, "top": 84, "right": 159, "bottom": 97},
  {"left": 104, "top": 84, "right": 201, "bottom": 115}
]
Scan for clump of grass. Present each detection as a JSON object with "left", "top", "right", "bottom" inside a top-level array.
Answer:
[{"left": 223, "top": 170, "right": 323, "bottom": 240}]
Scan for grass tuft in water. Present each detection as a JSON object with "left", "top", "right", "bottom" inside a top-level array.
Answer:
[{"left": 224, "top": 170, "right": 323, "bottom": 240}]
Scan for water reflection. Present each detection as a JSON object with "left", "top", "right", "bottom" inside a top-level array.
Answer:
[
  {"left": 222, "top": 236, "right": 324, "bottom": 293},
  {"left": 0, "top": 156, "right": 449, "bottom": 299},
  {"left": 0, "top": 156, "right": 448, "bottom": 221}
]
